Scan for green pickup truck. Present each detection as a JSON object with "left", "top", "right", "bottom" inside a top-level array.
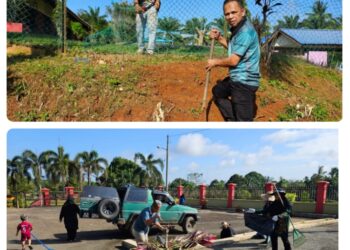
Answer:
[{"left": 79, "top": 185, "right": 199, "bottom": 234}]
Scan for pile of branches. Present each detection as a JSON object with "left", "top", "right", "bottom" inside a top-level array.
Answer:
[{"left": 136, "top": 231, "right": 216, "bottom": 250}]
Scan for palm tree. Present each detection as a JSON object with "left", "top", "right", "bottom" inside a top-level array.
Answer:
[
  {"left": 275, "top": 15, "right": 301, "bottom": 29},
  {"left": 78, "top": 6, "right": 108, "bottom": 33},
  {"left": 255, "top": 0, "right": 282, "bottom": 39},
  {"left": 183, "top": 17, "right": 209, "bottom": 46},
  {"left": 302, "top": 0, "right": 335, "bottom": 29},
  {"left": 7, "top": 155, "right": 32, "bottom": 208},
  {"left": 158, "top": 17, "right": 182, "bottom": 39},
  {"left": 134, "top": 153, "right": 164, "bottom": 187},
  {"left": 208, "top": 16, "right": 228, "bottom": 39},
  {"left": 75, "top": 150, "right": 108, "bottom": 186},
  {"left": 43, "top": 146, "right": 70, "bottom": 189}
]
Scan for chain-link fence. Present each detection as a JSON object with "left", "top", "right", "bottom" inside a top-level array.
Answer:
[{"left": 7, "top": 0, "right": 342, "bottom": 67}]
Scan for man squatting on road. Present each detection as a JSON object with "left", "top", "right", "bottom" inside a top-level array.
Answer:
[
  {"left": 132, "top": 200, "right": 167, "bottom": 244},
  {"left": 206, "top": 0, "right": 260, "bottom": 121}
]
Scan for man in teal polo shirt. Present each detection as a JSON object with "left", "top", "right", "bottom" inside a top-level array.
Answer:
[{"left": 206, "top": 0, "right": 260, "bottom": 121}]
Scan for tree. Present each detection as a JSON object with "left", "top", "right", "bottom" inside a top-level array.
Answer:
[
  {"left": 310, "top": 165, "right": 327, "bottom": 184},
  {"left": 169, "top": 178, "right": 196, "bottom": 189},
  {"left": 274, "top": 15, "right": 301, "bottom": 29},
  {"left": 104, "top": 157, "right": 142, "bottom": 187},
  {"left": 255, "top": 0, "right": 282, "bottom": 41},
  {"left": 22, "top": 150, "right": 48, "bottom": 193},
  {"left": 326, "top": 167, "right": 338, "bottom": 186},
  {"left": 187, "top": 173, "right": 204, "bottom": 185},
  {"left": 70, "top": 22, "right": 88, "bottom": 40},
  {"left": 226, "top": 174, "right": 246, "bottom": 187},
  {"left": 75, "top": 150, "right": 108, "bottom": 186},
  {"left": 158, "top": 17, "right": 181, "bottom": 39},
  {"left": 43, "top": 146, "right": 70, "bottom": 189},
  {"left": 78, "top": 6, "right": 108, "bottom": 33},
  {"left": 209, "top": 179, "right": 225, "bottom": 189},
  {"left": 106, "top": 1, "right": 136, "bottom": 42},
  {"left": 245, "top": 171, "right": 266, "bottom": 187},
  {"left": 302, "top": 0, "right": 335, "bottom": 29},
  {"left": 134, "top": 153, "right": 164, "bottom": 187},
  {"left": 183, "top": 17, "right": 210, "bottom": 46},
  {"left": 7, "top": 155, "right": 33, "bottom": 208}
]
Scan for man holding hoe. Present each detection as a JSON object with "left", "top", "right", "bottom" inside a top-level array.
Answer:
[{"left": 206, "top": 0, "right": 260, "bottom": 121}]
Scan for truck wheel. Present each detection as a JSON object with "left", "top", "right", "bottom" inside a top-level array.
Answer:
[
  {"left": 98, "top": 199, "right": 120, "bottom": 220},
  {"left": 182, "top": 216, "right": 196, "bottom": 234}
]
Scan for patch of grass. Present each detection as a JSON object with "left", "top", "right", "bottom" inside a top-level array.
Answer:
[
  {"left": 312, "top": 103, "right": 328, "bottom": 121},
  {"left": 268, "top": 79, "right": 287, "bottom": 90},
  {"left": 277, "top": 105, "right": 301, "bottom": 121},
  {"left": 259, "top": 96, "right": 274, "bottom": 107},
  {"left": 15, "top": 111, "right": 50, "bottom": 121}
]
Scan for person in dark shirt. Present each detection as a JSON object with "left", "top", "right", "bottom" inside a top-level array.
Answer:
[
  {"left": 220, "top": 221, "right": 236, "bottom": 239},
  {"left": 258, "top": 189, "right": 292, "bottom": 250},
  {"left": 59, "top": 196, "right": 80, "bottom": 241},
  {"left": 179, "top": 194, "right": 186, "bottom": 205}
]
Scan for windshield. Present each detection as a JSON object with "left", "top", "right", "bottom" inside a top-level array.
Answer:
[{"left": 81, "top": 186, "right": 118, "bottom": 199}]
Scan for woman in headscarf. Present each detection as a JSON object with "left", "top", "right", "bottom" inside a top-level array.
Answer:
[
  {"left": 59, "top": 196, "right": 80, "bottom": 241},
  {"left": 259, "top": 189, "right": 292, "bottom": 250}
]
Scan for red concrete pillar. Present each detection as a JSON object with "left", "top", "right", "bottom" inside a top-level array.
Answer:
[
  {"left": 315, "top": 181, "right": 329, "bottom": 214},
  {"left": 177, "top": 185, "right": 184, "bottom": 199},
  {"left": 41, "top": 188, "right": 50, "bottom": 206},
  {"left": 265, "top": 182, "right": 274, "bottom": 193},
  {"left": 65, "top": 186, "right": 74, "bottom": 198},
  {"left": 227, "top": 183, "right": 236, "bottom": 208},
  {"left": 199, "top": 184, "right": 207, "bottom": 207}
]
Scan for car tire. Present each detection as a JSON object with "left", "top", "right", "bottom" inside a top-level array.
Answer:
[
  {"left": 182, "top": 216, "right": 196, "bottom": 233},
  {"left": 98, "top": 199, "right": 120, "bottom": 220}
]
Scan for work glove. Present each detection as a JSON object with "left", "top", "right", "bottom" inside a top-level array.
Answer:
[{"left": 272, "top": 215, "right": 278, "bottom": 222}]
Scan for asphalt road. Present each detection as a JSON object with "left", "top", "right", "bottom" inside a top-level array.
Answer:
[{"left": 7, "top": 207, "right": 337, "bottom": 250}]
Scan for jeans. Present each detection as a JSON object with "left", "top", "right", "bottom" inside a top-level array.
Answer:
[
  {"left": 212, "top": 77, "right": 258, "bottom": 121},
  {"left": 136, "top": 6, "right": 158, "bottom": 53}
]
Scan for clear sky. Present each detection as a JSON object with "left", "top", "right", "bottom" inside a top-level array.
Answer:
[
  {"left": 66, "top": 0, "right": 342, "bottom": 25},
  {"left": 7, "top": 129, "right": 338, "bottom": 184}
]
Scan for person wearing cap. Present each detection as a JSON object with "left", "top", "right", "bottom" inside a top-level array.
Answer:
[
  {"left": 220, "top": 221, "right": 236, "bottom": 239},
  {"left": 132, "top": 200, "right": 166, "bottom": 243},
  {"left": 256, "top": 189, "right": 292, "bottom": 250},
  {"left": 16, "top": 214, "right": 33, "bottom": 250},
  {"left": 206, "top": 0, "right": 260, "bottom": 121},
  {"left": 59, "top": 196, "right": 80, "bottom": 241}
]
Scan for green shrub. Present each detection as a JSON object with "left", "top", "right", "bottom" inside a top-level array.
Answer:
[{"left": 286, "top": 193, "right": 296, "bottom": 203}]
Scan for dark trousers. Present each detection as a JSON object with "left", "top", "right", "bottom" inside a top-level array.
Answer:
[
  {"left": 271, "top": 232, "right": 291, "bottom": 250},
  {"left": 67, "top": 228, "right": 77, "bottom": 241},
  {"left": 212, "top": 77, "right": 258, "bottom": 121}
]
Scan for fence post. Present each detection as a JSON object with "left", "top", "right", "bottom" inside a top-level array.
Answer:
[
  {"left": 65, "top": 186, "right": 74, "bottom": 198},
  {"left": 199, "top": 184, "right": 207, "bottom": 208},
  {"left": 265, "top": 182, "right": 274, "bottom": 193},
  {"left": 41, "top": 188, "right": 50, "bottom": 206},
  {"left": 227, "top": 183, "right": 236, "bottom": 208},
  {"left": 177, "top": 185, "right": 183, "bottom": 199},
  {"left": 315, "top": 181, "right": 329, "bottom": 214}
]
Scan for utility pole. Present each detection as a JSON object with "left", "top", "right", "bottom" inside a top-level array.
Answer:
[
  {"left": 165, "top": 135, "right": 169, "bottom": 192},
  {"left": 158, "top": 135, "right": 170, "bottom": 192}
]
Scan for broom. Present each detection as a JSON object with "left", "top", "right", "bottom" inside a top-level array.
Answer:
[{"left": 272, "top": 184, "right": 306, "bottom": 248}]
